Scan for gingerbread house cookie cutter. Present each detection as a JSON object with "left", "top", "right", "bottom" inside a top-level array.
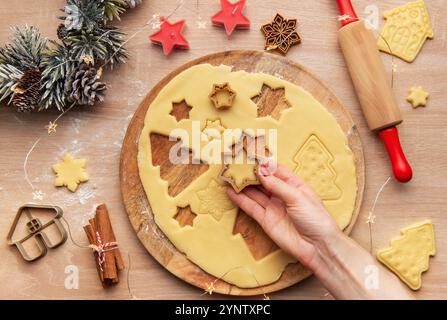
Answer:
[{"left": 7, "top": 204, "right": 68, "bottom": 262}]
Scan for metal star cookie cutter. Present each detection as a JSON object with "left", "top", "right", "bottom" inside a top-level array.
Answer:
[{"left": 6, "top": 204, "right": 68, "bottom": 262}]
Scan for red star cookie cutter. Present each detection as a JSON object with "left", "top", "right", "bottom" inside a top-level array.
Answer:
[
  {"left": 211, "top": 0, "right": 250, "bottom": 36},
  {"left": 149, "top": 17, "right": 189, "bottom": 55}
]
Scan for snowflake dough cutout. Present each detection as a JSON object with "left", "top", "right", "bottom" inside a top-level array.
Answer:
[
  {"left": 407, "top": 86, "right": 429, "bottom": 108},
  {"left": 53, "top": 154, "right": 89, "bottom": 192},
  {"left": 197, "top": 179, "right": 236, "bottom": 220},
  {"left": 377, "top": 220, "right": 436, "bottom": 290}
]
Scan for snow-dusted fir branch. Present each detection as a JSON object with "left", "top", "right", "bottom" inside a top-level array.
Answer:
[{"left": 0, "top": 0, "right": 142, "bottom": 112}]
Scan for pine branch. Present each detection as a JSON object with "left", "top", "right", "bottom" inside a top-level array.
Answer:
[
  {"left": 62, "top": 0, "right": 104, "bottom": 31},
  {"left": 0, "top": 63, "right": 23, "bottom": 104},
  {"left": 67, "top": 25, "right": 127, "bottom": 69},
  {"left": 0, "top": 26, "right": 47, "bottom": 71},
  {"left": 102, "top": 0, "right": 128, "bottom": 22},
  {"left": 40, "top": 41, "right": 75, "bottom": 111}
]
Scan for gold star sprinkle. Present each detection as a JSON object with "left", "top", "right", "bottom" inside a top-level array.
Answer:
[
  {"left": 151, "top": 14, "right": 162, "bottom": 30},
  {"left": 80, "top": 54, "right": 94, "bottom": 65},
  {"left": 338, "top": 14, "right": 351, "bottom": 21},
  {"left": 407, "top": 86, "right": 429, "bottom": 108},
  {"left": 204, "top": 282, "right": 216, "bottom": 295},
  {"left": 366, "top": 211, "right": 376, "bottom": 225},
  {"left": 32, "top": 190, "right": 45, "bottom": 201},
  {"left": 45, "top": 121, "right": 58, "bottom": 135},
  {"left": 96, "top": 66, "right": 103, "bottom": 79},
  {"left": 392, "top": 62, "right": 398, "bottom": 72},
  {"left": 196, "top": 19, "right": 207, "bottom": 29}
]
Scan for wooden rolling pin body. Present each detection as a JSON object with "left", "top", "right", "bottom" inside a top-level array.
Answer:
[{"left": 338, "top": 21, "right": 402, "bottom": 131}]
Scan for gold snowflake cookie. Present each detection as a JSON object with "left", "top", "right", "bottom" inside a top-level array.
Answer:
[
  {"left": 377, "top": 0, "right": 434, "bottom": 62},
  {"left": 53, "top": 154, "right": 89, "bottom": 192},
  {"left": 407, "top": 86, "right": 429, "bottom": 108},
  {"left": 377, "top": 220, "right": 436, "bottom": 290}
]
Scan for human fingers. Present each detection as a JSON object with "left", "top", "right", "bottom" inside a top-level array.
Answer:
[
  {"left": 227, "top": 188, "right": 265, "bottom": 219},
  {"left": 242, "top": 186, "right": 270, "bottom": 208},
  {"left": 257, "top": 169, "right": 299, "bottom": 204}
]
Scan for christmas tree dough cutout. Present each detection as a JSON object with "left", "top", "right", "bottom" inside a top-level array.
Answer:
[
  {"left": 293, "top": 134, "right": 341, "bottom": 200},
  {"left": 377, "top": 0, "right": 433, "bottom": 63},
  {"left": 377, "top": 220, "right": 436, "bottom": 290},
  {"left": 53, "top": 154, "right": 89, "bottom": 192}
]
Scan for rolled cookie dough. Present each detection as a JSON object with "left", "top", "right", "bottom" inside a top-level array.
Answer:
[{"left": 138, "top": 64, "right": 357, "bottom": 288}]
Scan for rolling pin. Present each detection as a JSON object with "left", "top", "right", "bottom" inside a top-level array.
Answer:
[{"left": 336, "top": 0, "right": 413, "bottom": 182}]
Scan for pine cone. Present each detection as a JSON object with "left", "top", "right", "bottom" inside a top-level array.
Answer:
[
  {"left": 125, "top": 0, "right": 142, "bottom": 8},
  {"left": 12, "top": 69, "right": 42, "bottom": 112},
  {"left": 65, "top": 63, "right": 106, "bottom": 106},
  {"left": 57, "top": 24, "right": 68, "bottom": 42}
]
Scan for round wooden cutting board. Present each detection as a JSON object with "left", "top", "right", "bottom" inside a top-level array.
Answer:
[{"left": 120, "top": 50, "right": 365, "bottom": 296}]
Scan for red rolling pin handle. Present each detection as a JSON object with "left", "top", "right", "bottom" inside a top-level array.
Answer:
[
  {"left": 336, "top": 0, "right": 359, "bottom": 26},
  {"left": 336, "top": 0, "right": 413, "bottom": 183},
  {"left": 379, "top": 128, "right": 413, "bottom": 183}
]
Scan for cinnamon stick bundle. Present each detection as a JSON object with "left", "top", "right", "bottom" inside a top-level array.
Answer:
[{"left": 84, "top": 204, "right": 124, "bottom": 286}]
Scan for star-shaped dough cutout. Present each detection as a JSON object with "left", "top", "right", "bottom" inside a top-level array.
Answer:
[
  {"left": 197, "top": 179, "right": 236, "bottom": 220},
  {"left": 52, "top": 154, "right": 89, "bottom": 192},
  {"left": 149, "top": 18, "right": 189, "bottom": 55},
  {"left": 219, "top": 147, "right": 260, "bottom": 193},
  {"left": 211, "top": 0, "right": 250, "bottom": 36},
  {"left": 407, "top": 86, "right": 429, "bottom": 108}
]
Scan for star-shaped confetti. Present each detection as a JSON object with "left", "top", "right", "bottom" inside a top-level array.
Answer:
[
  {"left": 261, "top": 14, "right": 301, "bottom": 55},
  {"left": 366, "top": 211, "right": 376, "bottom": 225},
  {"left": 407, "top": 86, "right": 429, "bottom": 108},
  {"left": 196, "top": 17, "right": 208, "bottom": 29},
  {"left": 150, "top": 14, "right": 162, "bottom": 30},
  {"left": 338, "top": 14, "right": 351, "bottom": 22},
  {"left": 32, "top": 190, "right": 45, "bottom": 201},
  {"left": 80, "top": 54, "right": 94, "bottom": 65},
  {"left": 53, "top": 154, "right": 89, "bottom": 192},
  {"left": 204, "top": 282, "right": 216, "bottom": 295},
  {"left": 45, "top": 121, "right": 58, "bottom": 135},
  {"left": 211, "top": 0, "right": 250, "bottom": 36},
  {"left": 149, "top": 18, "right": 189, "bottom": 55}
]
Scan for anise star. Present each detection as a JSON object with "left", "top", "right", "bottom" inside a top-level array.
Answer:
[{"left": 261, "top": 14, "right": 301, "bottom": 55}]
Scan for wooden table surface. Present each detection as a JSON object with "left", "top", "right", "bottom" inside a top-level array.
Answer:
[{"left": 0, "top": 0, "right": 446, "bottom": 300}]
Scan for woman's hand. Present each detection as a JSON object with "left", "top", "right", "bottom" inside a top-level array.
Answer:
[
  {"left": 227, "top": 160, "right": 340, "bottom": 271},
  {"left": 227, "top": 160, "right": 413, "bottom": 300}
]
